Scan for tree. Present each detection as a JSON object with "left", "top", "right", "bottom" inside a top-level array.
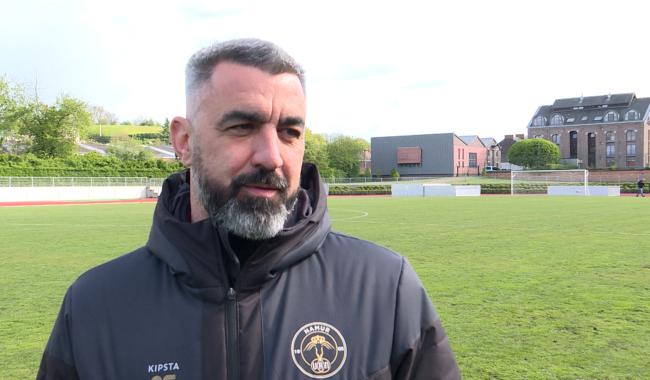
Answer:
[
  {"left": 304, "top": 128, "right": 330, "bottom": 171},
  {"left": 20, "top": 95, "right": 92, "bottom": 158},
  {"left": 160, "top": 118, "right": 170, "bottom": 143},
  {"left": 1, "top": 78, "right": 32, "bottom": 154},
  {"left": 508, "top": 138, "right": 560, "bottom": 169},
  {"left": 87, "top": 105, "right": 118, "bottom": 125},
  {"left": 326, "top": 135, "right": 369, "bottom": 177}
]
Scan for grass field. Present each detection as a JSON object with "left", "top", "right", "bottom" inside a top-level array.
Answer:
[
  {"left": 87, "top": 124, "right": 162, "bottom": 137},
  {"left": 1, "top": 196, "right": 649, "bottom": 378}
]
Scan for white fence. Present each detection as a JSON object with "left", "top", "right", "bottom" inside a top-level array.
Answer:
[{"left": 0, "top": 177, "right": 165, "bottom": 187}]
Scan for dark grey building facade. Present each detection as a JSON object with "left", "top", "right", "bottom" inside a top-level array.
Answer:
[{"left": 371, "top": 133, "right": 488, "bottom": 176}]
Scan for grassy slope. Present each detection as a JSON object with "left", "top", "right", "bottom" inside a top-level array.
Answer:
[
  {"left": 86, "top": 124, "right": 162, "bottom": 137},
  {"left": 1, "top": 197, "right": 649, "bottom": 378}
]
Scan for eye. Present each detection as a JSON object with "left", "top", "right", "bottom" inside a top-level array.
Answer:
[
  {"left": 280, "top": 127, "right": 302, "bottom": 141},
  {"left": 226, "top": 123, "right": 255, "bottom": 135}
]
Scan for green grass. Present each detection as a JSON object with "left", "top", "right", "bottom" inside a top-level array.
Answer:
[
  {"left": 87, "top": 124, "right": 162, "bottom": 137},
  {"left": 2, "top": 197, "right": 649, "bottom": 378}
]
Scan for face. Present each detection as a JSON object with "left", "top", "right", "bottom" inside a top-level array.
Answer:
[{"left": 172, "top": 62, "right": 306, "bottom": 238}]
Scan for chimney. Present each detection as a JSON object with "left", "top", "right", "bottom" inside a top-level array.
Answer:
[
  {"left": 516, "top": 134, "right": 525, "bottom": 140},
  {"left": 505, "top": 134, "right": 513, "bottom": 140}
]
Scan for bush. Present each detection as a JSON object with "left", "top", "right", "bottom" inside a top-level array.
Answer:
[
  {"left": 327, "top": 184, "right": 391, "bottom": 195},
  {"left": 87, "top": 134, "right": 111, "bottom": 144},
  {"left": 0, "top": 153, "right": 183, "bottom": 177}
]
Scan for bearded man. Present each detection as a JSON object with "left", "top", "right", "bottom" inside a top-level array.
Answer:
[{"left": 38, "top": 39, "right": 460, "bottom": 380}]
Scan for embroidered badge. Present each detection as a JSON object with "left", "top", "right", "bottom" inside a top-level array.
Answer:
[{"left": 291, "top": 322, "right": 347, "bottom": 379}]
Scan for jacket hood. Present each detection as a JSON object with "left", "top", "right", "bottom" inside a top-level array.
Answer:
[{"left": 145, "top": 163, "right": 331, "bottom": 300}]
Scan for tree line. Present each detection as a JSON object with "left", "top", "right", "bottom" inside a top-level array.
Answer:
[{"left": 1, "top": 77, "right": 370, "bottom": 178}]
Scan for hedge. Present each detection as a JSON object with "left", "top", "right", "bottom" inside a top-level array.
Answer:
[
  {"left": 327, "top": 184, "right": 391, "bottom": 195},
  {"left": 326, "top": 183, "right": 644, "bottom": 195},
  {"left": 0, "top": 153, "right": 184, "bottom": 178}
]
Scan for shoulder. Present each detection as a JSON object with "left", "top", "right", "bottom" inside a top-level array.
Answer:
[
  {"left": 68, "top": 247, "right": 161, "bottom": 302},
  {"left": 320, "top": 230, "right": 405, "bottom": 274}
]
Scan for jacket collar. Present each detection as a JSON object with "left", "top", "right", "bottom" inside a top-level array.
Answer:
[{"left": 145, "top": 163, "right": 331, "bottom": 301}]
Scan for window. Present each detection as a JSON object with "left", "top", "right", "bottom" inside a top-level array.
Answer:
[
  {"left": 606, "top": 143, "right": 616, "bottom": 157},
  {"left": 626, "top": 130, "right": 636, "bottom": 141},
  {"left": 469, "top": 153, "right": 477, "bottom": 167},
  {"left": 606, "top": 131, "right": 615, "bottom": 157},
  {"left": 532, "top": 115, "right": 547, "bottom": 126},
  {"left": 551, "top": 134, "right": 560, "bottom": 145},
  {"left": 566, "top": 117, "right": 575, "bottom": 123},
  {"left": 626, "top": 157, "right": 636, "bottom": 168},
  {"left": 606, "top": 158, "right": 616, "bottom": 168},
  {"left": 457, "top": 148, "right": 461, "bottom": 159},
  {"left": 604, "top": 111, "right": 619, "bottom": 122},
  {"left": 627, "top": 143, "right": 636, "bottom": 156},
  {"left": 570, "top": 131, "right": 578, "bottom": 158},
  {"left": 581, "top": 116, "right": 588, "bottom": 121},
  {"left": 594, "top": 116, "right": 603, "bottom": 121},
  {"left": 550, "top": 114, "right": 564, "bottom": 125},
  {"left": 625, "top": 110, "right": 640, "bottom": 121}
]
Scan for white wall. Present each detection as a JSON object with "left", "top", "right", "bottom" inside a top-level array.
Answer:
[
  {"left": 391, "top": 184, "right": 424, "bottom": 197},
  {"left": 547, "top": 186, "right": 620, "bottom": 196},
  {"left": 0, "top": 186, "right": 149, "bottom": 202}
]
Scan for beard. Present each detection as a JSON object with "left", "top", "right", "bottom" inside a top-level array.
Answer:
[{"left": 191, "top": 147, "right": 298, "bottom": 240}]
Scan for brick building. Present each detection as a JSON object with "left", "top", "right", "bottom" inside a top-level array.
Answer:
[{"left": 527, "top": 93, "right": 650, "bottom": 169}]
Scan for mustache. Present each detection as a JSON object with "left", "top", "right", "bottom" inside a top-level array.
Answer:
[{"left": 231, "top": 169, "right": 288, "bottom": 192}]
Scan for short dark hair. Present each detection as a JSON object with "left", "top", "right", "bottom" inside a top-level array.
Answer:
[{"left": 185, "top": 38, "right": 305, "bottom": 96}]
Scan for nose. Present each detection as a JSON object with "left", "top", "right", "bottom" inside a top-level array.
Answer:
[{"left": 251, "top": 125, "right": 284, "bottom": 170}]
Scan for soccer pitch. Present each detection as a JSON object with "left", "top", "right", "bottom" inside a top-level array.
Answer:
[{"left": 1, "top": 196, "right": 649, "bottom": 379}]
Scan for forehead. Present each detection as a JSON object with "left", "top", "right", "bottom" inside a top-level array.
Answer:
[{"left": 195, "top": 62, "right": 305, "bottom": 115}]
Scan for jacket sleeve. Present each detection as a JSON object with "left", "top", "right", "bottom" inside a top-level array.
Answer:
[
  {"left": 37, "top": 289, "right": 80, "bottom": 380},
  {"left": 390, "top": 258, "right": 461, "bottom": 380}
]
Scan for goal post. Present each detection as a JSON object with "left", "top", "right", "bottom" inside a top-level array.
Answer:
[{"left": 510, "top": 169, "right": 589, "bottom": 195}]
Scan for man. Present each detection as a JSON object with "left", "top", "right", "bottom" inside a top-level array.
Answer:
[
  {"left": 637, "top": 178, "right": 645, "bottom": 197},
  {"left": 38, "top": 39, "right": 460, "bottom": 379}
]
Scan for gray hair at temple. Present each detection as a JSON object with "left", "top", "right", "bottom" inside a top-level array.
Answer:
[{"left": 185, "top": 38, "right": 306, "bottom": 97}]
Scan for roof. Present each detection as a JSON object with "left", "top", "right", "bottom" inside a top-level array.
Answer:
[
  {"left": 552, "top": 93, "right": 635, "bottom": 110},
  {"left": 458, "top": 135, "right": 486, "bottom": 147},
  {"left": 529, "top": 93, "right": 650, "bottom": 128},
  {"left": 480, "top": 137, "right": 497, "bottom": 146}
]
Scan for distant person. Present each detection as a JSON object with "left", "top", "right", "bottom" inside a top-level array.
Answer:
[
  {"left": 37, "top": 39, "right": 460, "bottom": 379},
  {"left": 637, "top": 178, "right": 645, "bottom": 197}
]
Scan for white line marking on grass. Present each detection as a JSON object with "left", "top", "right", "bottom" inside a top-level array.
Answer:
[
  {"left": 330, "top": 209, "right": 369, "bottom": 221},
  {"left": 338, "top": 220, "right": 650, "bottom": 236}
]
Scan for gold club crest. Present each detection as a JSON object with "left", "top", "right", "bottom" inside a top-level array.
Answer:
[{"left": 291, "top": 322, "right": 347, "bottom": 378}]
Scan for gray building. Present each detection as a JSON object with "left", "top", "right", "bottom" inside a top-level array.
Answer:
[
  {"left": 371, "top": 133, "right": 488, "bottom": 176},
  {"left": 528, "top": 93, "right": 650, "bottom": 169}
]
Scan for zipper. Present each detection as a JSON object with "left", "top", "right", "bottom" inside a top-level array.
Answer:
[{"left": 226, "top": 287, "right": 239, "bottom": 380}]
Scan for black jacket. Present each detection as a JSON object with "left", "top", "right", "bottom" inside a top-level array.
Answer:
[{"left": 38, "top": 164, "right": 460, "bottom": 379}]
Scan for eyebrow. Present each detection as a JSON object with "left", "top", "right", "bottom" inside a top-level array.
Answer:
[
  {"left": 217, "top": 110, "right": 267, "bottom": 129},
  {"left": 217, "top": 110, "right": 305, "bottom": 129}
]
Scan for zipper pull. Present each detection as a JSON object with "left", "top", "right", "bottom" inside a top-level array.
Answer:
[{"left": 227, "top": 287, "right": 237, "bottom": 301}]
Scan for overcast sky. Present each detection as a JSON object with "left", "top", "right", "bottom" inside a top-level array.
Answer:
[{"left": 2, "top": 0, "right": 649, "bottom": 142}]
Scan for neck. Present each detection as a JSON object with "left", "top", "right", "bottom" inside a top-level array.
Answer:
[{"left": 189, "top": 186, "right": 209, "bottom": 223}]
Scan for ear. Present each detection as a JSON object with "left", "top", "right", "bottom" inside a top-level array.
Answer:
[{"left": 171, "top": 116, "right": 193, "bottom": 167}]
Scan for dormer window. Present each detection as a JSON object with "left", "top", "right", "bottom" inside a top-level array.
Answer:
[
  {"left": 550, "top": 114, "right": 564, "bottom": 126},
  {"left": 594, "top": 116, "right": 603, "bottom": 121},
  {"left": 625, "top": 110, "right": 640, "bottom": 121},
  {"left": 604, "top": 111, "right": 619, "bottom": 122},
  {"left": 581, "top": 116, "right": 588, "bottom": 121},
  {"left": 532, "top": 115, "right": 547, "bottom": 126},
  {"left": 566, "top": 117, "right": 575, "bottom": 123}
]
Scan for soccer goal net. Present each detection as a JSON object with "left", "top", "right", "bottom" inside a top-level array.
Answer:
[{"left": 510, "top": 169, "right": 588, "bottom": 195}]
